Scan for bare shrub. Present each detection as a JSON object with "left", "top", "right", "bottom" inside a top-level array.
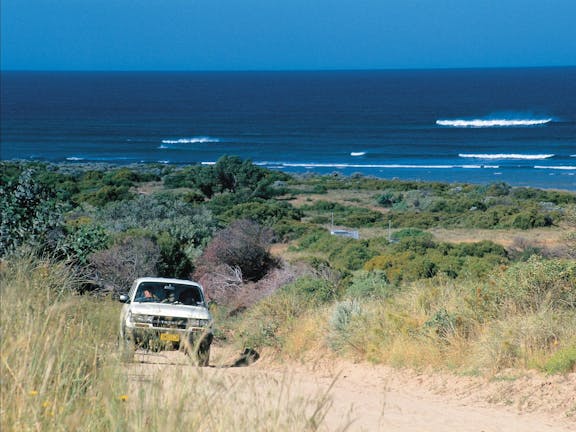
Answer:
[
  {"left": 88, "top": 236, "right": 160, "bottom": 293},
  {"left": 200, "top": 261, "right": 307, "bottom": 312},
  {"left": 195, "top": 219, "right": 278, "bottom": 283},
  {"left": 197, "top": 264, "right": 244, "bottom": 304}
]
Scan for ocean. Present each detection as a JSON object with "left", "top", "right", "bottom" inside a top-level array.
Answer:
[{"left": 1, "top": 68, "right": 575, "bottom": 190}]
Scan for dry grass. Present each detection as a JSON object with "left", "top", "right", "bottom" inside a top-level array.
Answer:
[
  {"left": 287, "top": 189, "right": 388, "bottom": 217},
  {"left": 0, "top": 256, "right": 334, "bottom": 432},
  {"left": 428, "top": 226, "right": 573, "bottom": 249}
]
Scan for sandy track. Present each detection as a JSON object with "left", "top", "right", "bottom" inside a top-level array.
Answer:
[{"left": 127, "top": 345, "right": 575, "bottom": 432}]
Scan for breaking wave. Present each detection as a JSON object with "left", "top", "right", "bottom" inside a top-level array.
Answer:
[
  {"left": 161, "top": 136, "right": 220, "bottom": 145},
  {"left": 253, "top": 162, "right": 502, "bottom": 170},
  {"left": 534, "top": 165, "right": 576, "bottom": 171},
  {"left": 350, "top": 152, "right": 366, "bottom": 156},
  {"left": 459, "top": 153, "right": 554, "bottom": 160},
  {"left": 437, "top": 118, "right": 552, "bottom": 128}
]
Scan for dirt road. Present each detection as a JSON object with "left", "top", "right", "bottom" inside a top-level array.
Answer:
[{"left": 127, "top": 345, "right": 575, "bottom": 432}]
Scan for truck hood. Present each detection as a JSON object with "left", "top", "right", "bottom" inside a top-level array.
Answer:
[{"left": 129, "top": 303, "right": 211, "bottom": 320}]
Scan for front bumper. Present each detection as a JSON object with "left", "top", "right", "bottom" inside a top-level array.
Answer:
[{"left": 125, "top": 325, "right": 212, "bottom": 351}]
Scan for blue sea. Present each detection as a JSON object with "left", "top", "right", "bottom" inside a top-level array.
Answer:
[{"left": 1, "top": 69, "right": 575, "bottom": 190}]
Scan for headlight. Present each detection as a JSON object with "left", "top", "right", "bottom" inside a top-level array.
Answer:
[
  {"left": 132, "top": 314, "right": 154, "bottom": 324},
  {"left": 188, "top": 318, "right": 210, "bottom": 328}
]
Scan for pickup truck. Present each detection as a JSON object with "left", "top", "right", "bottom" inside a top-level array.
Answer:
[{"left": 119, "top": 277, "right": 213, "bottom": 365}]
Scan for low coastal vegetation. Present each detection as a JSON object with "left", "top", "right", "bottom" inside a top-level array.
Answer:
[{"left": 2, "top": 158, "right": 575, "bottom": 429}]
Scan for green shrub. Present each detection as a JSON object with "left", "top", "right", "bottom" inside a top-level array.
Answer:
[
  {"left": 300, "top": 200, "right": 383, "bottom": 227},
  {"left": 156, "top": 233, "right": 193, "bottom": 279},
  {"left": 272, "top": 220, "right": 316, "bottom": 242},
  {"left": 423, "top": 308, "right": 459, "bottom": 341},
  {"left": 377, "top": 192, "right": 403, "bottom": 208},
  {"left": 329, "top": 241, "right": 378, "bottom": 271},
  {"left": 95, "top": 195, "right": 218, "bottom": 262},
  {"left": 543, "top": 344, "right": 576, "bottom": 374},
  {"left": 221, "top": 200, "right": 302, "bottom": 226},
  {"left": 345, "top": 270, "right": 393, "bottom": 299},
  {"left": 511, "top": 208, "right": 553, "bottom": 229},
  {"left": 284, "top": 276, "right": 338, "bottom": 305},
  {"left": 328, "top": 300, "right": 363, "bottom": 352},
  {"left": 57, "top": 223, "right": 110, "bottom": 265},
  {"left": 391, "top": 228, "right": 432, "bottom": 241},
  {"left": 0, "top": 168, "right": 64, "bottom": 256},
  {"left": 499, "top": 257, "right": 576, "bottom": 313},
  {"left": 364, "top": 251, "right": 414, "bottom": 283},
  {"left": 78, "top": 185, "right": 134, "bottom": 207}
]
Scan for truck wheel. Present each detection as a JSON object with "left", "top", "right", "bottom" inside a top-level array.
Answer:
[
  {"left": 197, "top": 346, "right": 210, "bottom": 367},
  {"left": 184, "top": 335, "right": 211, "bottom": 367}
]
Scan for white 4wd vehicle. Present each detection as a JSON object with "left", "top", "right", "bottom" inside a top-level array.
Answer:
[{"left": 119, "top": 277, "right": 213, "bottom": 365}]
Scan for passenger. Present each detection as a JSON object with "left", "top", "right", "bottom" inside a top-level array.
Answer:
[{"left": 162, "top": 291, "right": 177, "bottom": 303}]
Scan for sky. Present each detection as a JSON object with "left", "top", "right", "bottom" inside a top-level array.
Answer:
[{"left": 2, "top": 0, "right": 576, "bottom": 71}]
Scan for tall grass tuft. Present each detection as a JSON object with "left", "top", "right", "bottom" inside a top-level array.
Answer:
[{"left": 0, "top": 255, "right": 124, "bottom": 431}]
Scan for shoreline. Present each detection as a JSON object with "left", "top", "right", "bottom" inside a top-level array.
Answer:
[{"left": 3, "top": 159, "right": 574, "bottom": 192}]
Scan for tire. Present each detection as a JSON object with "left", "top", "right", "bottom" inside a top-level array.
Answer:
[
  {"left": 184, "top": 333, "right": 212, "bottom": 367},
  {"left": 197, "top": 346, "right": 210, "bottom": 367}
]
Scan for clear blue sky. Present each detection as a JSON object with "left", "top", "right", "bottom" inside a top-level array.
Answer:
[{"left": 2, "top": 0, "right": 575, "bottom": 71}]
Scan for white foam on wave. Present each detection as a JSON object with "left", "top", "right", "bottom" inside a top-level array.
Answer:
[
  {"left": 273, "top": 162, "right": 455, "bottom": 169},
  {"left": 161, "top": 136, "right": 220, "bottom": 145},
  {"left": 459, "top": 153, "right": 554, "bottom": 160},
  {"left": 350, "top": 152, "right": 366, "bottom": 157},
  {"left": 255, "top": 162, "right": 502, "bottom": 170},
  {"left": 66, "top": 156, "right": 85, "bottom": 161},
  {"left": 437, "top": 118, "right": 552, "bottom": 128},
  {"left": 534, "top": 165, "right": 576, "bottom": 171}
]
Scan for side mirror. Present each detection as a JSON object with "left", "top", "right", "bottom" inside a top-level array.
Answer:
[{"left": 119, "top": 294, "right": 130, "bottom": 303}]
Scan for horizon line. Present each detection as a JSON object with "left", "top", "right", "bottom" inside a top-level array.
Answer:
[{"left": 1, "top": 65, "right": 575, "bottom": 74}]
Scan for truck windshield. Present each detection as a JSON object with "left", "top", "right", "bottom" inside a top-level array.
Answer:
[{"left": 134, "top": 282, "right": 204, "bottom": 305}]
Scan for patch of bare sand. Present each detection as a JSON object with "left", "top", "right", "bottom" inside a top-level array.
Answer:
[{"left": 127, "top": 345, "right": 575, "bottom": 431}]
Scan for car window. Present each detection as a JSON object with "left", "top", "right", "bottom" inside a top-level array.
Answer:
[{"left": 134, "top": 282, "right": 203, "bottom": 305}]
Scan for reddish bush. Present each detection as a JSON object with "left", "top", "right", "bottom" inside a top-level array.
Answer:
[
  {"left": 198, "top": 261, "right": 306, "bottom": 311},
  {"left": 195, "top": 220, "right": 277, "bottom": 283}
]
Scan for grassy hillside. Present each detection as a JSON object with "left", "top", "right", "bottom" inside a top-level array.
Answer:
[{"left": 2, "top": 159, "right": 575, "bottom": 377}]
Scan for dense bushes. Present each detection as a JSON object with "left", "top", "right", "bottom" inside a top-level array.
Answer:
[
  {"left": 93, "top": 194, "right": 219, "bottom": 270},
  {"left": 295, "top": 226, "right": 508, "bottom": 283},
  {"left": 365, "top": 239, "right": 508, "bottom": 283},
  {"left": 220, "top": 200, "right": 302, "bottom": 226},
  {"left": 369, "top": 182, "right": 565, "bottom": 229},
  {"left": 163, "top": 155, "right": 289, "bottom": 200},
  {"left": 0, "top": 169, "right": 64, "bottom": 256}
]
